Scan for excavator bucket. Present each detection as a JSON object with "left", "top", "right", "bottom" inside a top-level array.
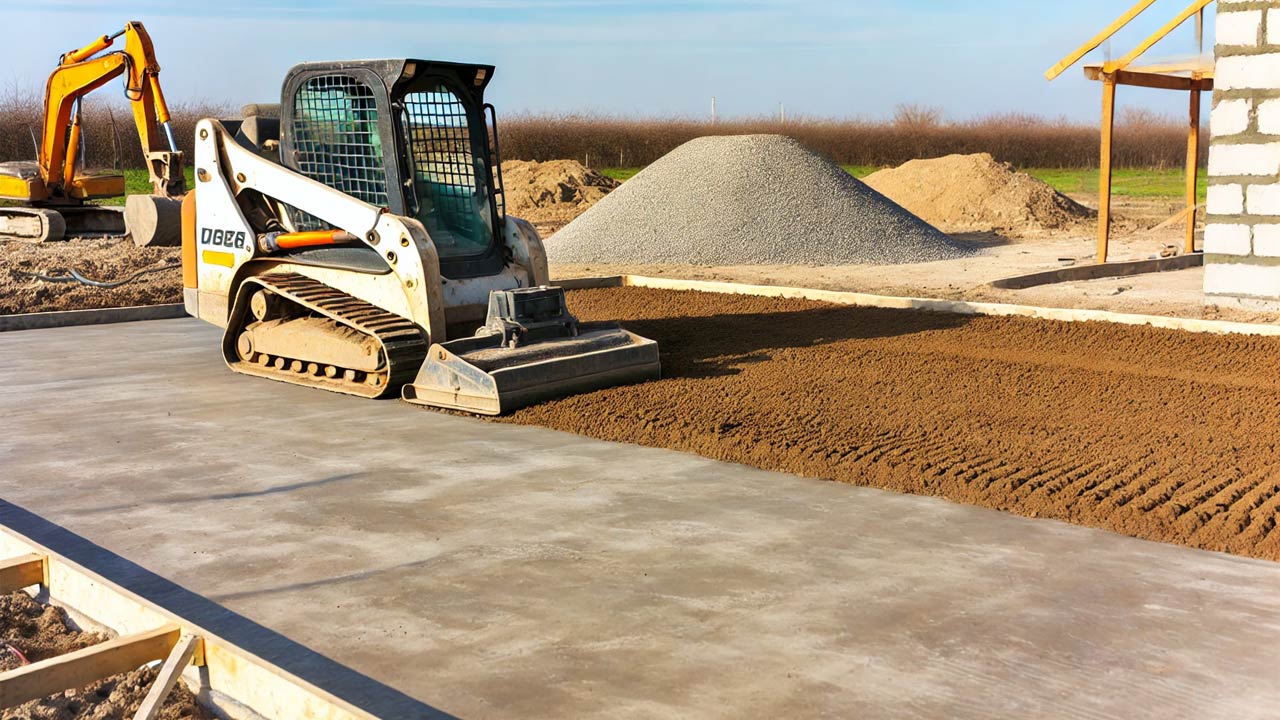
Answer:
[{"left": 402, "top": 287, "right": 660, "bottom": 415}]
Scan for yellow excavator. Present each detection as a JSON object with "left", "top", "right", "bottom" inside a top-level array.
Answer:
[
  {"left": 182, "top": 59, "right": 658, "bottom": 414},
  {"left": 0, "top": 21, "right": 184, "bottom": 242}
]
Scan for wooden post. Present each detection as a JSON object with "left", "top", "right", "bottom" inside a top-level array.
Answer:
[
  {"left": 1098, "top": 74, "right": 1117, "bottom": 264},
  {"left": 132, "top": 634, "right": 203, "bottom": 720},
  {"left": 1186, "top": 84, "right": 1202, "bottom": 254}
]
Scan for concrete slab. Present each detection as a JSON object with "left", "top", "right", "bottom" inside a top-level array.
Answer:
[{"left": 2, "top": 318, "right": 1280, "bottom": 719}]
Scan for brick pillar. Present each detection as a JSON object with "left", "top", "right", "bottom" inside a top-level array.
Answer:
[{"left": 1204, "top": 0, "right": 1280, "bottom": 309}]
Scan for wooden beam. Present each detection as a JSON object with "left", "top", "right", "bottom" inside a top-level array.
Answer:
[
  {"left": 1126, "top": 59, "right": 1215, "bottom": 76},
  {"left": 132, "top": 634, "right": 202, "bottom": 720},
  {"left": 0, "top": 624, "right": 180, "bottom": 709},
  {"left": 1084, "top": 66, "right": 1213, "bottom": 92},
  {"left": 1186, "top": 86, "right": 1202, "bottom": 254},
  {"left": 0, "top": 554, "right": 45, "bottom": 594},
  {"left": 1098, "top": 74, "right": 1118, "bottom": 264},
  {"left": 1046, "top": 0, "right": 1160, "bottom": 80},
  {"left": 1105, "top": 0, "right": 1215, "bottom": 72}
]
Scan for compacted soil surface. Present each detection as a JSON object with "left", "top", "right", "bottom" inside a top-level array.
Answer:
[
  {"left": 0, "top": 239, "right": 180, "bottom": 315},
  {"left": 0, "top": 592, "right": 211, "bottom": 719},
  {"left": 504, "top": 287, "right": 1280, "bottom": 561}
]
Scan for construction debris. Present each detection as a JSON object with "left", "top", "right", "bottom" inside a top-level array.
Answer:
[
  {"left": 500, "top": 159, "right": 618, "bottom": 230},
  {"left": 863, "top": 153, "right": 1093, "bottom": 237},
  {"left": 546, "top": 134, "right": 971, "bottom": 266}
]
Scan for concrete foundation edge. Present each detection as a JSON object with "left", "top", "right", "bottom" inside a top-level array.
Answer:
[
  {"left": 557, "top": 274, "right": 1280, "bottom": 337},
  {"left": 0, "top": 304, "right": 187, "bottom": 333},
  {"left": 0, "top": 525, "right": 382, "bottom": 720}
]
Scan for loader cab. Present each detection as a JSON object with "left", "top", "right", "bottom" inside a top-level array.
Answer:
[{"left": 279, "top": 59, "right": 505, "bottom": 280}]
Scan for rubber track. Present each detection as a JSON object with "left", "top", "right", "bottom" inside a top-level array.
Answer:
[{"left": 223, "top": 272, "right": 426, "bottom": 399}]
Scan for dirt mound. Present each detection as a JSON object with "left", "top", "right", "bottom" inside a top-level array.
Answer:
[
  {"left": 0, "top": 239, "right": 180, "bottom": 314},
  {"left": 0, "top": 592, "right": 212, "bottom": 719},
  {"left": 863, "top": 153, "right": 1092, "bottom": 237},
  {"left": 501, "top": 287, "right": 1280, "bottom": 562},
  {"left": 546, "top": 135, "right": 971, "bottom": 266},
  {"left": 500, "top": 159, "right": 619, "bottom": 230}
]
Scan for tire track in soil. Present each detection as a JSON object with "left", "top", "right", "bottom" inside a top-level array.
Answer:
[{"left": 499, "top": 288, "right": 1280, "bottom": 561}]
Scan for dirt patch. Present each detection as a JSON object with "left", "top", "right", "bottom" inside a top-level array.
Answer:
[
  {"left": 500, "top": 159, "right": 618, "bottom": 235},
  {"left": 0, "top": 239, "right": 180, "bottom": 315},
  {"left": 502, "top": 287, "right": 1280, "bottom": 561},
  {"left": 863, "top": 153, "right": 1093, "bottom": 237},
  {"left": 0, "top": 592, "right": 212, "bottom": 719}
]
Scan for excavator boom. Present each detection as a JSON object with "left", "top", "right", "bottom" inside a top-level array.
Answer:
[{"left": 0, "top": 21, "right": 184, "bottom": 242}]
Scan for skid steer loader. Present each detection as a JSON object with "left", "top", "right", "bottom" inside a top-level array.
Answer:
[{"left": 182, "top": 59, "right": 658, "bottom": 414}]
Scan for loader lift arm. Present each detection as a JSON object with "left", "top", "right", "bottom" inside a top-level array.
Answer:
[{"left": 43, "top": 20, "right": 183, "bottom": 199}]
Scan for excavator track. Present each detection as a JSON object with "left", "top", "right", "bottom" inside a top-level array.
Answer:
[
  {"left": 222, "top": 272, "right": 427, "bottom": 399},
  {"left": 0, "top": 206, "right": 126, "bottom": 242}
]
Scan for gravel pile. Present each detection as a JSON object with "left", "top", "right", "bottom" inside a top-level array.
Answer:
[{"left": 545, "top": 135, "right": 970, "bottom": 266}]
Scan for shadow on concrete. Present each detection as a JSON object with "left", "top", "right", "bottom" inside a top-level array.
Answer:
[
  {"left": 618, "top": 304, "right": 972, "bottom": 379},
  {"left": 0, "top": 500, "right": 459, "bottom": 720},
  {"left": 69, "top": 473, "right": 366, "bottom": 516},
  {"left": 210, "top": 557, "right": 438, "bottom": 603}
]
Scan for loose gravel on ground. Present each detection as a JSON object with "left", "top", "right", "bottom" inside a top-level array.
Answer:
[
  {"left": 545, "top": 135, "right": 972, "bottom": 266},
  {"left": 502, "top": 287, "right": 1280, "bottom": 562}
]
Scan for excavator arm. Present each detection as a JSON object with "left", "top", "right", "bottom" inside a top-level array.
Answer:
[{"left": 42, "top": 21, "right": 183, "bottom": 198}]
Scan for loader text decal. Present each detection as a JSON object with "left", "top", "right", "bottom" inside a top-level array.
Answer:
[{"left": 201, "top": 227, "right": 247, "bottom": 249}]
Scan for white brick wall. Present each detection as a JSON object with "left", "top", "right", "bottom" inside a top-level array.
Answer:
[
  {"left": 1208, "top": 142, "right": 1280, "bottom": 176},
  {"left": 1204, "top": 223, "right": 1252, "bottom": 255},
  {"left": 1212, "top": 98, "right": 1252, "bottom": 136},
  {"left": 1244, "top": 181, "right": 1280, "bottom": 212},
  {"left": 1247, "top": 183, "right": 1280, "bottom": 214},
  {"left": 1208, "top": 183, "right": 1245, "bottom": 214},
  {"left": 1218, "top": 10, "right": 1263, "bottom": 46},
  {"left": 1216, "top": 53, "right": 1280, "bottom": 90},
  {"left": 1205, "top": 262, "right": 1280, "bottom": 298},
  {"left": 1258, "top": 99, "right": 1280, "bottom": 135},
  {"left": 1252, "top": 225, "right": 1280, "bottom": 256},
  {"left": 1203, "top": 2, "right": 1280, "bottom": 308}
]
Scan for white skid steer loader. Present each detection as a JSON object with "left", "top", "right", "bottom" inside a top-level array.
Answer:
[{"left": 181, "top": 59, "right": 658, "bottom": 414}]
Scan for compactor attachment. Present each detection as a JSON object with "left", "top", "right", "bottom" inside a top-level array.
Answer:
[{"left": 403, "top": 286, "right": 660, "bottom": 415}]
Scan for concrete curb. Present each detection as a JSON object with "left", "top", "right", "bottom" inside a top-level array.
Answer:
[
  {"left": 561, "top": 274, "right": 1280, "bottom": 337},
  {"left": 989, "top": 253, "right": 1204, "bottom": 290},
  {"left": 0, "top": 304, "right": 187, "bottom": 332}
]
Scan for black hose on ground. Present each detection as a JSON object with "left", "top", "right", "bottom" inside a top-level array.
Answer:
[{"left": 13, "top": 262, "right": 177, "bottom": 289}]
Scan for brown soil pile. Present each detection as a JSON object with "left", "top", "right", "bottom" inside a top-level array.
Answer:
[
  {"left": 502, "top": 287, "right": 1280, "bottom": 562},
  {"left": 499, "top": 159, "right": 619, "bottom": 232},
  {"left": 0, "top": 593, "right": 212, "bottom": 719},
  {"left": 863, "top": 153, "right": 1093, "bottom": 237},
  {"left": 0, "top": 592, "right": 103, "bottom": 669},
  {"left": 0, "top": 239, "right": 180, "bottom": 314}
]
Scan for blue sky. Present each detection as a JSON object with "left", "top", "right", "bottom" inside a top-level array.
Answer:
[{"left": 17, "top": 0, "right": 1215, "bottom": 121}]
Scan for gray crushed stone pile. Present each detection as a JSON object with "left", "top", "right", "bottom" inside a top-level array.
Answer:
[{"left": 545, "top": 134, "right": 973, "bottom": 266}]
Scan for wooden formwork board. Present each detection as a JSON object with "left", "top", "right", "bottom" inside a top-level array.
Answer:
[
  {"left": 0, "top": 526, "right": 381, "bottom": 720},
  {"left": 562, "top": 275, "right": 1280, "bottom": 337}
]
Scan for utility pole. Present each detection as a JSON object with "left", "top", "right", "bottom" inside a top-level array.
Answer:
[
  {"left": 779, "top": 101, "right": 785, "bottom": 124},
  {"left": 711, "top": 96, "right": 717, "bottom": 124}
]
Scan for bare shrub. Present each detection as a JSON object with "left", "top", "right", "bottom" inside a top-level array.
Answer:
[
  {"left": 0, "top": 86, "right": 1202, "bottom": 171},
  {"left": 498, "top": 111, "right": 1204, "bottom": 170},
  {"left": 0, "top": 83, "right": 230, "bottom": 171}
]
